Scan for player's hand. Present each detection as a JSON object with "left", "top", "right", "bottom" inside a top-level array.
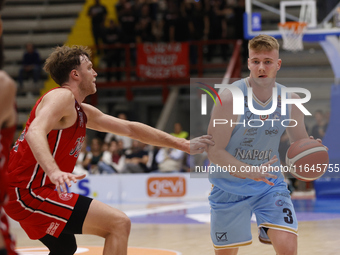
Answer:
[
  {"left": 309, "top": 136, "right": 328, "bottom": 151},
  {"left": 49, "top": 170, "right": 86, "bottom": 195},
  {"left": 230, "top": 155, "right": 279, "bottom": 186},
  {"left": 189, "top": 135, "right": 215, "bottom": 155}
]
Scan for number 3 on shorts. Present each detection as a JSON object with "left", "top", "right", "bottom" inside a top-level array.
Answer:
[{"left": 283, "top": 208, "right": 294, "bottom": 224}]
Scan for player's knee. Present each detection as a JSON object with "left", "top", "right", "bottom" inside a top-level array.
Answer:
[
  {"left": 116, "top": 213, "right": 131, "bottom": 236},
  {"left": 276, "top": 245, "right": 297, "bottom": 255},
  {"left": 106, "top": 212, "right": 131, "bottom": 237}
]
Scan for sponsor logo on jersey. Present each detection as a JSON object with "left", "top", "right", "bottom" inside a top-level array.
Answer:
[
  {"left": 234, "top": 148, "right": 272, "bottom": 161},
  {"left": 240, "top": 138, "right": 254, "bottom": 147},
  {"left": 59, "top": 193, "right": 74, "bottom": 201},
  {"left": 260, "top": 115, "right": 269, "bottom": 121},
  {"left": 46, "top": 222, "right": 60, "bottom": 236},
  {"left": 215, "top": 232, "right": 228, "bottom": 242},
  {"left": 272, "top": 111, "right": 281, "bottom": 120},
  {"left": 265, "top": 126, "right": 279, "bottom": 137},
  {"left": 78, "top": 111, "right": 84, "bottom": 128},
  {"left": 147, "top": 176, "right": 186, "bottom": 197},
  {"left": 275, "top": 199, "right": 292, "bottom": 207},
  {"left": 243, "top": 128, "right": 258, "bottom": 136},
  {"left": 273, "top": 192, "right": 290, "bottom": 198},
  {"left": 277, "top": 95, "right": 281, "bottom": 108},
  {"left": 245, "top": 111, "right": 253, "bottom": 121},
  {"left": 70, "top": 136, "right": 85, "bottom": 157}
]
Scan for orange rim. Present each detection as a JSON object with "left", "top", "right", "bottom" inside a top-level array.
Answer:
[{"left": 278, "top": 21, "right": 307, "bottom": 33}]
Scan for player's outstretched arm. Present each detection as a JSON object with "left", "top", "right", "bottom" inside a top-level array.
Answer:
[
  {"left": 81, "top": 103, "right": 214, "bottom": 155},
  {"left": 25, "top": 89, "right": 86, "bottom": 194},
  {"left": 207, "top": 89, "right": 277, "bottom": 185}
]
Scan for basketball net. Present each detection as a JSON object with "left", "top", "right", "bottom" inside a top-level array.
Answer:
[{"left": 278, "top": 21, "right": 307, "bottom": 52}]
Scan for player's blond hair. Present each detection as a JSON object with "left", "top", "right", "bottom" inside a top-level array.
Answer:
[
  {"left": 44, "top": 45, "right": 92, "bottom": 86},
  {"left": 248, "top": 34, "right": 280, "bottom": 52}
]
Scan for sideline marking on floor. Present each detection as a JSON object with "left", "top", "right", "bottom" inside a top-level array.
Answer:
[
  {"left": 16, "top": 246, "right": 182, "bottom": 255},
  {"left": 124, "top": 202, "right": 208, "bottom": 217}
]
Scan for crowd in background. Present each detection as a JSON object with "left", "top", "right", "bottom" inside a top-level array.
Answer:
[
  {"left": 89, "top": 0, "right": 245, "bottom": 45},
  {"left": 88, "top": 0, "right": 247, "bottom": 81},
  {"left": 73, "top": 113, "right": 209, "bottom": 175}
]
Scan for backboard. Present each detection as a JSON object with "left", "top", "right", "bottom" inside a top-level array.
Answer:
[{"left": 244, "top": 0, "right": 340, "bottom": 42}]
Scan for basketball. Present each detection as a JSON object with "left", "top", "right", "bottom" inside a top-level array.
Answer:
[{"left": 286, "top": 138, "right": 329, "bottom": 182}]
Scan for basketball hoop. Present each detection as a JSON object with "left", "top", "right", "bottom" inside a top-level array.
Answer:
[{"left": 278, "top": 21, "right": 307, "bottom": 52}]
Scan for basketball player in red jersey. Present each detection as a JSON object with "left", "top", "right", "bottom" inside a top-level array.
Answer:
[
  {"left": 4, "top": 45, "right": 214, "bottom": 255},
  {"left": 0, "top": 2, "right": 19, "bottom": 252},
  {"left": 0, "top": 71, "right": 18, "bottom": 255}
]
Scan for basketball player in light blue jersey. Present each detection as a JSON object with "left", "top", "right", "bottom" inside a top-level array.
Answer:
[{"left": 207, "top": 35, "right": 322, "bottom": 255}]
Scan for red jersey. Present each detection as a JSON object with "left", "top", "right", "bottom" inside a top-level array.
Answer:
[
  {"left": 0, "top": 125, "right": 16, "bottom": 203},
  {"left": 4, "top": 88, "right": 87, "bottom": 240},
  {"left": 7, "top": 89, "right": 87, "bottom": 189}
]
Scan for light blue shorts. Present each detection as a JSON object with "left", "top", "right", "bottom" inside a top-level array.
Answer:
[{"left": 209, "top": 183, "right": 298, "bottom": 250}]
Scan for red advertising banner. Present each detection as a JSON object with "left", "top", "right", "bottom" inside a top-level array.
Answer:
[{"left": 137, "top": 42, "right": 189, "bottom": 79}]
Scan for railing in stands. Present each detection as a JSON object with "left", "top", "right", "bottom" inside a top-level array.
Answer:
[{"left": 89, "top": 39, "right": 243, "bottom": 105}]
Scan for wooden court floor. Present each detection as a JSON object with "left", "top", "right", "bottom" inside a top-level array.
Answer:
[{"left": 11, "top": 218, "right": 340, "bottom": 255}]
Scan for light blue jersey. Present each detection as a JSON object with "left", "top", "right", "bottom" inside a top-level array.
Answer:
[{"left": 209, "top": 78, "right": 291, "bottom": 196}]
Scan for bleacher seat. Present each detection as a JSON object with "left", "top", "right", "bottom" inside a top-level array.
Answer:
[
  {"left": 2, "top": 4, "right": 83, "bottom": 18},
  {"left": 3, "top": 18, "right": 76, "bottom": 32}
]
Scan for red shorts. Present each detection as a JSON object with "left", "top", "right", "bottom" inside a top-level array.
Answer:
[
  {"left": 4, "top": 186, "right": 79, "bottom": 240},
  {"left": 0, "top": 208, "right": 18, "bottom": 255}
]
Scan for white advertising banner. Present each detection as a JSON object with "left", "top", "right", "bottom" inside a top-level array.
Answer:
[
  {"left": 68, "top": 173, "right": 211, "bottom": 203},
  {"left": 68, "top": 175, "right": 121, "bottom": 203}
]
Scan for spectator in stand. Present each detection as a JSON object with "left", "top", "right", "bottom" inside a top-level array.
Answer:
[
  {"left": 136, "top": 3, "right": 157, "bottom": 43},
  {"left": 117, "top": 139, "right": 126, "bottom": 153},
  {"left": 98, "top": 139, "right": 126, "bottom": 174},
  {"left": 170, "top": 122, "right": 189, "bottom": 139},
  {"left": 88, "top": 0, "right": 107, "bottom": 54},
  {"left": 229, "top": 0, "right": 248, "bottom": 63},
  {"left": 188, "top": 0, "right": 209, "bottom": 64},
  {"left": 83, "top": 137, "right": 104, "bottom": 174},
  {"left": 311, "top": 110, "right": 328, "bottom": 140},
  {"left": 123, "top": 140, "right": 149, "bottom": 173},
  {"left": 115, "top": 0, "right": 127, "bottom": 15},
  {"left": 102, "top": 19, "right": 122, "bottom": 82},
  {"left": 155, "top": 147, "right": 185, "bottom": 173},
  {"left": 169, "top": 0, "right": 190, "bottom": 43},
  {"left": 118, "top": 1, "right": 138, "bottom": 64},
  {"left": 206, "top": 0, "right": 228, "bottom": 62},
  {"left": 105, "top": 113, "right": 133, "bottom": 149},
  {"left": 160, "top": 1, "right": 178, "bottom": 42},
  {"left": 18, "top": 43, "right": 41, "bottom": 89},
  {"left": 118, "top": 2, "right": 137, "bottom": 43}
]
